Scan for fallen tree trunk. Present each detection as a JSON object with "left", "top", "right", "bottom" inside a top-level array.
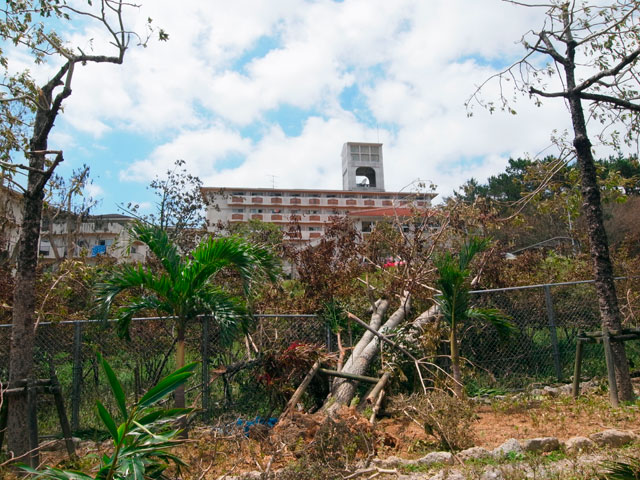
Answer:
[{"left": 324, "top": 292, "right": 411, "bottom": 411}]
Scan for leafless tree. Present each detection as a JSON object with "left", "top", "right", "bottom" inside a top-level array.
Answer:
[
  {"left": 467, "top": 0, "right": 640, "bottom": 402},
  {"left": 1, "top": 0, "right": 166, "bottom": 458}
]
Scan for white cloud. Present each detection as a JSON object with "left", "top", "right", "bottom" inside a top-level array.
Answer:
[
  {"left": 85, "top": 182, "right": 105, "bottom": 199},
  {"left": 119, "top": 123, "right": 252, "bottom": 182},
  {"left": 6, "top": 0, "right": 601, "bottom": 210}
]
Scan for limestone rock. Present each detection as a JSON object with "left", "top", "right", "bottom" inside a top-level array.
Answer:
[
  {"left": 522, "top": 437, "right": 560, "bottom": 453},
  {"left": 373, "top": 455, "right": 414, "bottom": 468},
  {"left": 564, "top": 436, "right": 596, "bottom": 453},
  {"left": 417, "top": 451, "right": 454, "bottom": 466},
  {"left": 492, "top": 438, "right": 522, "bottom": 458},
  {"left": 481, "top": 466, "right": 504, "bottom": 480},
  {"left": 427, "top": 470, "right": 465, "bottom": 480},
  {"left": 590, "top": 429, "right": 637, "bottom": 448},
  {"left": 458, "top": 446, "right": 492, "bottom": 461}
]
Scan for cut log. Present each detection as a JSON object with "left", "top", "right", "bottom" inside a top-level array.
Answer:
[
  {"left": 369, "top": 390, "right": 385, "bottom": 425},
  {"left": 366, "top": 372, "right": 390, "bottom": 405}
]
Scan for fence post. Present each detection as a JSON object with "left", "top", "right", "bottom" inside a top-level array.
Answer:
[
  {"left": 201, "top": 315, "right": 210, "bottom": 420},
  {"left": 602, "top": 329, "right": 619, "bottom": 407},
  {"left": 71, "top": 321, "right": 83, "bottom": 432},
  {"left": 543, "top": 285, "right": 563, "bottom": 382},
  {"left": 27, "top": 379, "right": 39, "bottom": 468}
]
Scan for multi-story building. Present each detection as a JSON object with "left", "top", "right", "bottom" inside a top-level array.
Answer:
[
  {"left": 202, "top": 142, "right": 436, "bottom": 242},
  {"left": 1, "top": 185, "right": 147, "bottom": 263},
  {"left": 38, "top": 213, "right": 148, "bottom": 263}
]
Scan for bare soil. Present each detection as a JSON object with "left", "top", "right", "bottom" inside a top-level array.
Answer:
[{"left": 8, "top": 391, "right": 640, "bottom": 479}]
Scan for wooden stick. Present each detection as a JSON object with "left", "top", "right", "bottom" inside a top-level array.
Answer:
[
  {"left": 369, "top": 390, "right": 385, "bottom": 425},
  {"left": 572, "top": 338, "right": 584, "bottom": 398},
  {"left": 366, "top": 372, "right": 390, "bottom": 405},
  {"left": 318, "top": 368, "right": 379, "bottom": 384},
  {"left": 282, "top": 360, "right": 321, "bottom": 417}
]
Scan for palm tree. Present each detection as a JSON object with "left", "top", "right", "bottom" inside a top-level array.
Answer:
[
  {"left": 96, "top": 223, "right": 279, "bottom": 410},
  {"left": 434, "top": 237, "right": 514, "bottom": 397}
]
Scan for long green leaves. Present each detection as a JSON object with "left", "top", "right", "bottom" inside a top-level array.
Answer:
[
  {"left": 600, "top": 458, "right": 640, "bottom": 480},
  {"left": 95, "top": 223, "right": 279, "bottom": 342},
  {"left": 434, "top": 237, "right": 515, "bottom": 394},
  {"left": 22, "top": 356, "right": 196, "bottom": 480},
  {"left": 138, "top": 363, "right": 197, "bottom": 407}
]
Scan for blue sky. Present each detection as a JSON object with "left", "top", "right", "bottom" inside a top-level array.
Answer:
[{"left": 9, "top": 0, "right": 577, "bottom": 215}]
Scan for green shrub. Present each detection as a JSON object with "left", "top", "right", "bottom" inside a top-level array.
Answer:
[{"left": 21, "top": 354, "right": 196, "bottom": 480}]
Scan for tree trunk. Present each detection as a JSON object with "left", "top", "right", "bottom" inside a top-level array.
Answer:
[
  {"left": 563, "top": 40, "right": 634, "bottom": 402},
  {"left": 7, "top": 155, "right": 47, "bottom": 458},
  {"left": 175, "top": 322, "right": 188, "bottom": 437},
  {"left": 325, "top": 293, "right": 410, "bottom": 412},
  {"left": 175, "top": 322, "right": 186, "bottom": 409},
  {"left": 450, "top": 325, "right": 463, "bottom": 397},
  {"left": 571, "top": 126, "right": 634, "bottom": 401}
]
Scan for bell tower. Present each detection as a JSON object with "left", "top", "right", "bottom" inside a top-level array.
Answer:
[{"left": 341, "top": 142, "right": 385, "bottom": 192}]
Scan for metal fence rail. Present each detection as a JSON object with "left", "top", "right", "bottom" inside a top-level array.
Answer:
[
  {"left": 466, "top": 277, "right": 640, "bottom": 388},
  {"left": 0, "top": 277, "right": 638, "bottom": 437},
  {"left": 0, "top": 314, "right": 328, "bottom": 437}
]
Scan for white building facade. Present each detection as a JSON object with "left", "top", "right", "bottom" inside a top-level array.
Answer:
[{"left": 202, "top": 142, "right": 436, "bottom": 242}]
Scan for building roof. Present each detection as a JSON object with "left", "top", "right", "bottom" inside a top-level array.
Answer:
[{"left": 201, "top": 186, "right": 437, "bottom": 199}]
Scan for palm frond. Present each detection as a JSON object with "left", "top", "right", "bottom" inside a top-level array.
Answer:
[
  {"left": 186, "top": 236, "right": 278, "bottom": 293},
  {"left": 115, "top": 295, "right": 170, "bottom": 339},
  {"left": 467, "top": 307, "right": 516, "bottom": 339},
  {"left": 599, "top": 458, "right": 640, "bottom": 480},
  {"left": 132, "top": 223, "right": 182, "bottom": 280},
  {"left": 458, "top": 236, "right": 490, "bottom": 271},
  {"left": 195, "top": 287, "right": 249, "bottom": 346}
]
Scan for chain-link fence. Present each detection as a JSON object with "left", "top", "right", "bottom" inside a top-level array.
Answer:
[
  {"left": 465, "top": 277, "right": 640, "bottom": 389},
  {"left": 1, "top": 277, "right": 638, "bottom": 438},
  {"left": 0, "top": 314, "right": 328, "bottom": 438}
]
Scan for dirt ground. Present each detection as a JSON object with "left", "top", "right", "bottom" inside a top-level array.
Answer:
[{"left": 14, "top": 390, "right": 640, "bottom": 479}]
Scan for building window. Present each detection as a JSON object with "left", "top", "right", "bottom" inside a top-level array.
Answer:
[
  {"left": 350, "top": 144, "right": 380, "bottom": 162},
  {"left": 232, "top": 208, "right": 244, "bottom": 213},
  {"left": 250, "top": 209, "right": 263, "bottom": 213},
  {"left": 232, "top": 191, "right": 245, "bottom": 196},
  {"left": 361, "top": 221, "right": 374, "bottom": 233},
  {"left": 308, "top": 226, "right": 321, "bottom": 232}
]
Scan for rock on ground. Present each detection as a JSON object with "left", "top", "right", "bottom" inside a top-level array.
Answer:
[
  {"left": 417, "top": 451, "right": 454, "bottom": 466},
  {"left": 522, "top": 436, "right": 560, "bottom": 453},
  {"left": 564, "top": 436, "right": 596, "bottom": 453},
  {"left": 589, "top": 429, "right": 637, "bottom": 448},
  {"left": 492, "top": 438, "right": 522, "bottom": 458},
  {"left": 458, "top": 446, "right": 492, "bottom": 461}
]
